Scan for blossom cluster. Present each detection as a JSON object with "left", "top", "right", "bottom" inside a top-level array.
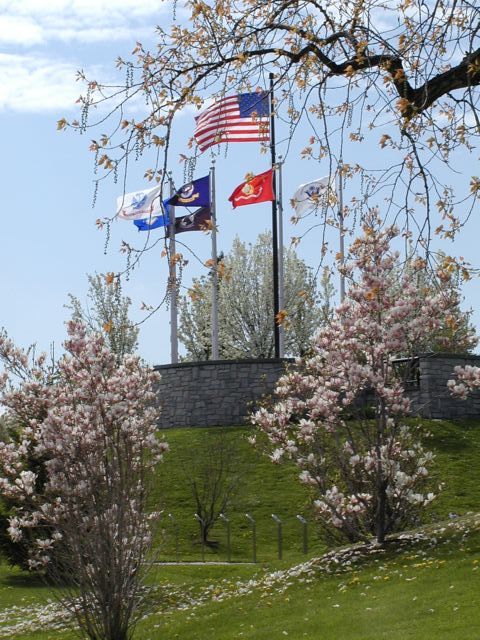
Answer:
[
  {"left": 0, "top": 321, "right": 167, "bottom": 570},
  {"left": 447, "top": 364, "right": 480, "bottom": 400},
  {"left": 252, "top": 213, "right": 451, "bottom": 543}
]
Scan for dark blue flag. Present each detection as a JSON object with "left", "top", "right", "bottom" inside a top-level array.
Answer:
[{"left": 165, "top": 175, "right": 210, "bottom": 208}]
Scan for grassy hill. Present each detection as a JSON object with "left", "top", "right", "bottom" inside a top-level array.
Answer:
[
  {"left": 0, "top": 418, "right": 479, "bottom": 639},
  {"left": 153, "top": 418, "right": 480, "bottom": 562},
  {"left": 152, "top": 425, "right": 327, "bottom": 564},
  {"left": 140, "top": 513, "right": 480, "bottom": 640}
]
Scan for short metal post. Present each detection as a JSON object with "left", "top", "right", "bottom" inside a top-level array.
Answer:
[
  {"left": 296, "top": 515, "right": 308, "bottom": 555},
  {"left": 194, "top": 513, "right": 205, "bottom": 562},
  {"left": 219, "top": 514, "right": 231, "bottom": 562},
  {"left": 272, "top": 514, "right": 283, "bottom": 560},
  {"left": 245, "top": 514, "right": 257, "bottom": 563},
  {"left": 168, "top": 513, "right": 179, "bottom": 562}
]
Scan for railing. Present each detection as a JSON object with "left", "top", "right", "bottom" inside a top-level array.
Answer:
[{"left": 158, "top": 512, "right": 312, "bottom": 563}]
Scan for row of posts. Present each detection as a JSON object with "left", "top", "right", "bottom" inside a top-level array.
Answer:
[{"left": 168, "top": 512, "right": 309, "bottom": 563}]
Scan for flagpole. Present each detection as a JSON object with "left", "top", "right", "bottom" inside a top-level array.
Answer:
[
  {"left": 277, "top": 157, "right": 285, "bottom": 358},
  {"left": 269, "top": 72, "right": 281, "bottom": 359},
  {"left": 168, "top": 174, "right": 179, "bottom": 363},
  {"left": 338, "top": 159, "right": 346, "bottom": 303},
  {"left": 210, "top": 163, "right": 219, "bottom": 360}
]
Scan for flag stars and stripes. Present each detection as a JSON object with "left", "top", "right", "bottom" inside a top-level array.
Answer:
[{"left": 194, "top": 92, "right": 270, "bottom": 152}]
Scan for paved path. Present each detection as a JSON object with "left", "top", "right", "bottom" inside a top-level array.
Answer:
[{"left": 152, "top": 561, "right": 256, "bottom": 565}]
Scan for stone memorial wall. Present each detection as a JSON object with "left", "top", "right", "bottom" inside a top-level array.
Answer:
[
  {"left": 154, "top": 354, "right": 480, "bottom": 428},
  {"left": 155, "top": 358, "right": 293, "bottom": 428},
  {"left": 406, "top": 353, "right": 480, "bottom": 419}
]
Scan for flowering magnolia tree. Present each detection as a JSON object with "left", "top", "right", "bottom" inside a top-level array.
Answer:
[
  {"left": 0, "top": 322, "right": 167, "bottom": 640},
  {"left": 252, "top": 213, "right": 467, "bottom": 545}
]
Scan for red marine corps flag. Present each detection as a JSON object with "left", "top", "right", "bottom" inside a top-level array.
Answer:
[{"left": 228, "top": 169, "right": 275, "bottom": 208}]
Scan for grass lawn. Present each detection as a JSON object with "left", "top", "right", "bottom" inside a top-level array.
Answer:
[
  {"left": 0, "top": 418, "right": 479, "bottom": 639},
  {"left": 3, "top": 515, "right": 479, "bottom": 640},
  {"left": 152, "top": 425, "right": 328, "bottom": 564},
  {"left": 0, "top": 562, "right": 70, "bottom": 639},
  {"left": 424, "top": 419, "right": 480, "bottom": 517},
  {"left": 139, "top": 514, "right": 480, "bottom": 640},
  {"left": 152, "top": 419, "right": 480, "bottom": 562}
]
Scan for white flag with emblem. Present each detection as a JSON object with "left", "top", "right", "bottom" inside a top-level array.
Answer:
[
  {"left": 116, "top": 185, "right": 162, "bottom": 220},
  {"left": 292, "top": 176, "right": 331, "bottom": 216}
]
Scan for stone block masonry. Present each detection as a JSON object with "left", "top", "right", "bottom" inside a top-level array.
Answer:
[
  {"left": 154, "top": 358, "right": 293, "bottom": 428},
  {"left": 407, "top": 353, "right": 480, "bottom": 419},
  {"left": 154, "top": 354, "right": 480, "bottom": 428}
]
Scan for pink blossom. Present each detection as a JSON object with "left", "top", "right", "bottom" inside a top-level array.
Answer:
[
  {"left": 252, "top": 212, "right": 444, "bottom": 544},
  {"left": 0, "top": 321, "right": 167, "bottom": 571}
]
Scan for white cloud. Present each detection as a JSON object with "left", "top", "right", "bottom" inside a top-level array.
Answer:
[
  {"left": 0, "top": 0, "right": 171, "bottom": 46},
  {"left": 4, "top": 0, "right": 166, "bottom": 20},
  {"left": 0, "top": 0, "right": 178, "bottom": 112},
  {"left": 46, "top": 26, "right": 153, "bottom": 44},
  {"left": 0, "top": 16, "right": 45, "bottom": 45},
  {"left": 0, "top": 53, "right": 96, "bottom": 112}
]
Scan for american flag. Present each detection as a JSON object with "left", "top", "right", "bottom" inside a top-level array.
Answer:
[{"left": 194, "top": 91, "right": 270, "bottom": 152}]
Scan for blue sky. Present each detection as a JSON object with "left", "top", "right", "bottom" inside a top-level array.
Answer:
[{"left": 1, "top": 1, "right": 478, "bottom": 365}]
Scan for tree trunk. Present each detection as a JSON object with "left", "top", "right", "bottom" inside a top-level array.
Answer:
[
  {"left": 375, "top": 395, "right": 387, "bottom": 545},
  {"left": 376, "top": 480, "right": 387, "bottom": 545}
]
